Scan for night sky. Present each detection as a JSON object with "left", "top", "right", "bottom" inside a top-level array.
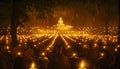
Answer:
[{"left": 0, "top": 0, "right": 119, "bottom": 28}]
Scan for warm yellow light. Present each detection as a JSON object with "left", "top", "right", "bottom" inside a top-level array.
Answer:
[
  {"left": 103, "top": 46, "right": 106, "bottom": 49},
  {"left": 115, "top": 48, "right": 118, "bottom": 52},
  {"left": 100, "top": 53, "right": 104, "bottom": 57},
  {"left": 44, "top": 57, "right": 48, "bottom": 60},
  {"left": 79, "top": 60, "right": 86, "bottom": 69},
  {"left": 56, "top": 17, "right": 73, "bottom": 31},
  {"left": 94, "top": 43, "right": 97, "bottom": 48},
  {"left": 46, "top": 48, "right": 50, "bottom": 51},
  {"left": 83, "top": 45, "right": 87, "bottom": 48},
  {"left": 81, "top": 61, "right": 84, "bottom": 68},
  {"left": 6, "top": 46, "right": 9, "bottom": 50},
  {"left": 72, "top": 52, "right": 76, "bottom": 57},
  {"left": 41, "top": 52, "right": 45, "bottom": 56},
  {"left": 17, "top": 52, "right": 21, "bottom": 55},
  {"left": 67, "top": 45, "right": 71, "bottom": 49},
  {"left": 34, "top": 45, "right": 36, "bottom": 47},
  {"left": 18, "top": 44, "right": 21, "bottom": 47},
  {"left": 117, "top": 45, "right": 120, "bottom": 48},
  {"left": 29, "top": 62, "right": 37, "bottom": 69},
  {"left": 31, "top": 62, "right": 35, "bottom": 68}
]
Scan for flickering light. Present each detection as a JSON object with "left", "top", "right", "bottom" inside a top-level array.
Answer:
[
  {"left": 100, "top": 52, "right": 104, "bottom": 57},
  {"left": 18, "top": 44, "right": 21, "bottom": 47},
  {"left": 34, "top": 44, "right": 36, "bottom": 47},
  {"left": 67, "top": 45, "right": 71, "bottom": 49},
  {"left": 103, "top": 46, "right": 106, "bottom": 49},
  {"left": 117, "top": 45, "right": 120, "bottom": 48},
  {"left": 78, "top": 60, "right": 86, "bottom": 69},
  {"left": 17, "top": 52, "right": 21, "bottom": 56},
  {"left": 83, "top": 45, "right": 87, "bottom": 48},
  {"left": 44, "top": 57, "right": 48, "bottom": 60},
  {"left": 72, "top": 52, "right": 77, "bottom": 57},
  {"left": 29, "top": 62, "right": 37, "bottom": 69},
  {"left": 115, "top": 48, "right": 118, "bottom": 52},
  {"left": 94, "top": 43, "right": 97, "bottom": 48},
  {"left": 6, "top": 46, "right": 9, "bottom": 50},
  {"left": 41, "top": 52, "right": 45, "bottom": 56}
]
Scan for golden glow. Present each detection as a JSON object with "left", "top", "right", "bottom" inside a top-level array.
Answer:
[
  {"left": 72, "top": 52, "right": 77, "bottom": 57},
  {"left": 117, "top": 45, "right": 120, "bottom": 48},
  {"left": 29, "top": 62, "right": 37, "bottom": 69},
  {"left": 115, "top": 48, "right": 118, "bottom": 52},
  {"left": 94, "top": 43, "right": 97, "bottom": 48},
  {"left": 18, "top": 44, "right": 21, "bottom": 47},
  {"left": 44, "top": 57, "right": 48, "bottom": 60},
  {"left": 100, "top": 53, "right": 104, "bottom": 57},
  {"left": 83, "top": 45, "right": 87, "bottom": 48},
  {"left": 58, "top": 17, "right": 64, "bottom": 26},
  {"left": 41, "top": 52, "right": 45, "bottom": 56},
  {"left": 103, "top": 46, "right": 106, "bottom": 49},
  {"left": 60, "top": 34, "right": 71, "bottom": 49},
  {"left": 34, "top": 44, "right": 37, "bottom": 47},
  {"left": 17, "top": 52, "right": 21, "bottom": 56},
  {"left": 55, "top": 17, "right": 73, "bottom": 31},
  {"left": 6, "top": 46, "right": 9, "bottom": 50},
  {"left": 79, "top": 60, "right": 86, "bottom": 69}
]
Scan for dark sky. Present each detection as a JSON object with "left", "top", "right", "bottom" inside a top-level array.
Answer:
[{"left": 0, "top": 0, "right": 119, "bottom": 28}]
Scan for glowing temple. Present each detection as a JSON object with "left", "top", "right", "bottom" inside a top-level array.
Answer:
[{"left": 55, "top": 17, "right": 73, "bottom": 31}]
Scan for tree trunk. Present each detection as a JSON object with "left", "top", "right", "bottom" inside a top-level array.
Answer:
[
  {"left": 118, "top": 0, "right": 120, "bottom": 43},
  {"left": 11, "top": 0, "right": 18, "bottom": 47},
  {"left": 118, "top": 17, "right": 120, "bottom": 43}
]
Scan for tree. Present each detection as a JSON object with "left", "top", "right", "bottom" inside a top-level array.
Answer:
[
  {"left": 11, "top": 0, "right": 55, "bottom": 47},
  {"left": 11, "top": 0, "right": 29, "bottom": 47}
]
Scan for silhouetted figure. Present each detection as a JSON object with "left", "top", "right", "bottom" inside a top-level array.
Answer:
[
  {"left": 0, "top": 47, "right": 6, "bottom": 69},
  {"left": 48, "top": 36, "right": 71, "bottom": 69},
  {"left": 4, "top": 51, "right": 14, "bottom": 69},
  {"left": 69, "top": 57, "right": 79, "bottom": 69},
  {"left": 94, "top": 51, "right": 110, "bottom": 69},
  {"left": 95, "top": 50, "right": 110, "bottom": 69},
  {"left": 111, "top": 48, "right": 120, "bottom": 69},
  {"left": 13, "top": 55, "right": 24, "bottom": 69}
]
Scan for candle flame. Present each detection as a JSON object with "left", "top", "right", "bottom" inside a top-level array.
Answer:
[
  {"left": 100, "top": 53, "right": 104, "bottom": 57},
  {"left": 6, "top": 46, "right": 9, "bottom": 49},
  {"left": 17, "top": 52, "right": 21, "bottom": 55},
  {"left": 81, "top": 61, "right": 85, "bottom": 68},
  {"left": 41, "top": 52, "right": 45, "bottom": 56},
  {"left": 72, "top": 52, "right": 76, "bottom": 57},
  {"left": 31, "top": 62, "right": 35, "bottom": 68}
]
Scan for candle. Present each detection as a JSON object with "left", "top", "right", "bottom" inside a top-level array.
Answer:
[
  {"left": 78, "top": 60, "right": 87, "bottom": 69},
  {"left": 29, "top": 62, "right": 37, "bottom": 69}
]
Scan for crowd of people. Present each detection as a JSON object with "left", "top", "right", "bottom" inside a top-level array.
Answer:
[{"left": 0, "top": 35, "right": 120, "bottom": 69}]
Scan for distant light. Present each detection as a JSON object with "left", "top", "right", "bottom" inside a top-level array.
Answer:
[
  {"left": 17, "top": 52, "right": 21, "bottom": 56},
  {"left": 6, "top": 46, "right": 9, "bottom": 50},
  {"left": 115, "top": 48, "right": 118, "bottom": 52},
  {"left": 41, "top": 52, "right": 45, "bottom": 56},
  {"left": 103, "top": 46, "right": 106, "bottom": 49},
  {"left": 72, "top": 52, "right": 77, "bottom": 57},
  {"left": 100, "top": 53, "right": 104, "bottom": 57}
]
